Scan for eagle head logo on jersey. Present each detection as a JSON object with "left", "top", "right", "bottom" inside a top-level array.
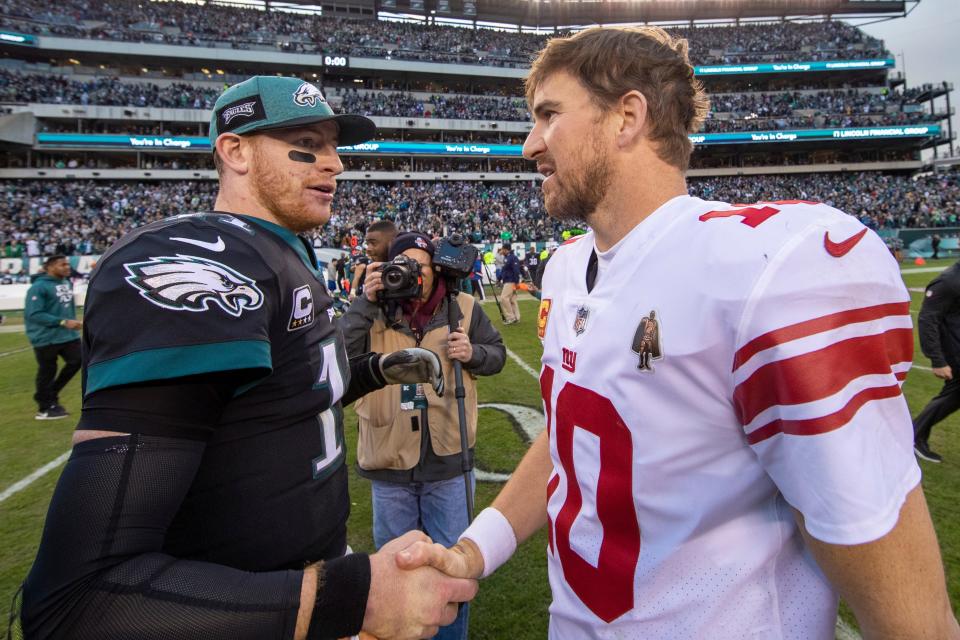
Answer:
[
  {"left": 293, "top": 82, "right": 327, "bottom": 108},
  {"left": 631, "top": 309, "right": 663, "bottom": 372},
  {"left": 123, "top": 254, "right": 264, "bottom": 317}
]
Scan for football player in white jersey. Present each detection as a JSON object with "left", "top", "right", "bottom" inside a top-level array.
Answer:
[{"left": 396, "top": 25, "right": 960, "bottom": 639}]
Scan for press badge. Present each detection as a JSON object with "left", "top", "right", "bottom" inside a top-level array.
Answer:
[{"left": 400, "top": 383, "right": 428, "bottom": 411}]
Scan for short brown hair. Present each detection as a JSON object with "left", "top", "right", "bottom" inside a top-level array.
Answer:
[{"left": 526, "top": 26, "right": 709, "bottom": 171}]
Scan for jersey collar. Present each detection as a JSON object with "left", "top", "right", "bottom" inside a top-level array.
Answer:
[{"left": 237, "top": 215, "right": 321, "bottom": 277}]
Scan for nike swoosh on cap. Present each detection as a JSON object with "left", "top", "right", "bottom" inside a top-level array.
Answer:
[
  {"left": 823, "top": 228, "right": 868, "bottom": 258},
  {"left": 170, "top": 236, "right": 226, "bottom": 252}
]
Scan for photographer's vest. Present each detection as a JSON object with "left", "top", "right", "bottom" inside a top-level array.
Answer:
[{"left": 355, "top": 292, "right": 478, "bottom": 471}]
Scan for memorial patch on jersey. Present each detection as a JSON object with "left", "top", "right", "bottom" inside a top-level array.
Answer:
[
  {"left": 537, "top": 298, "right": 552, "bottom": 339},
  {"left": 123, "top": 254, "right": 264, "bottom": 317},
  {"left": 573, "top": 305, "right": 589, "bottom": 336},
  {"left": 631, "top": 309, "right": 663, "bottom": 372},
  {"left": 288, "top": 284, "right": 315, "bottom": 331}
]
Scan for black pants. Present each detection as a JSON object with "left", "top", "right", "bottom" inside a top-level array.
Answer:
[
  {"left": 913, "top": 373, "right": 960, "bottom": 443},
  {"left": 33, "top": 339, "right": 81, "bottom": 410}
]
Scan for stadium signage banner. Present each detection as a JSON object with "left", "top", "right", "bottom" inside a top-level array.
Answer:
[
  {"left": 694, "top": 58, "right": 894, "bottom": 76},
  {"left": 37, "top": 125, "right": 940, "bottom": 155},
  {"left": 0, "top": 31, "right": 37, "bottom": 46},
  {"left": 687, "top": 125, "right": 941, "bottom": 145},
  {"left": 37, "top": 134, "right": 210, "bottom": 149}
]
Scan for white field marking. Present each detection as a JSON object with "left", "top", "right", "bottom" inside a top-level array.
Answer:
[
  {"left": 907, "top": 287, "right": 925, "bottom": 293},
  {"left": 0, "top": 451, "right": 70, "bottom": 504},
  {"left": 0, "top": 346, "right": 29, "bottom": 358},
  {"left": 506, "top": 347, "right": 539, "bottom": 379},
  {"left": 835, "top": 618, "right": 862, "bottom": 640},
  {"left": 0, "top": 324, "right": 26, "bottom": 334},
  {"left": 901, "top": 266, "right": 948, "bottom": 274}
]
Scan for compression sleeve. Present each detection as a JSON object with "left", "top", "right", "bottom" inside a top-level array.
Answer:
[
  {"left": 20, "top": 433, "right": 369, "bottom": 640},
  {"left": 341, "top": 352, "right": 387, "bottom": 407}
]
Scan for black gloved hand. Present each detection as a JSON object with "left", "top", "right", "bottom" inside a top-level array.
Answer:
[{"left": 378, "top": 348, "right": 444, "bottom": 397}]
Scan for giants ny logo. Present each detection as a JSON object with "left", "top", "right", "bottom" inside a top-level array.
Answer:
[{"left": 561, "top": 347, "right": 576, "bottom": 372}]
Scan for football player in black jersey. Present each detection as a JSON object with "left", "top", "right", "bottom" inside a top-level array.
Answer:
[{"left": 21, "top": 76, "right": 477, "bottom": 640}]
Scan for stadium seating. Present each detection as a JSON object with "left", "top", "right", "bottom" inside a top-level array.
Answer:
[{"left": 2, "top": 170, "right": 958, "bottom": 258}]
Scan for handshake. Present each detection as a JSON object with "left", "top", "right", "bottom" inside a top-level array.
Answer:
[{"left": 357, "top": 531, "right": 485, "bottom": 640}]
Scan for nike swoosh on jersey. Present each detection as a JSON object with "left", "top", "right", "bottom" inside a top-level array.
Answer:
[
  {"left": 823, "top": 228, "right": 868, "bottom": 258},
  {"left": 169, "top": 236, "right": 226, "bottom": 252}
]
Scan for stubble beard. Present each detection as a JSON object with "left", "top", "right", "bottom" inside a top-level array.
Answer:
[
  {"left": 251, "top": 143, "right": 330, "bottom": 233},
  {"left": 543, "top": 136, "right": 613, "bottom": 226}
]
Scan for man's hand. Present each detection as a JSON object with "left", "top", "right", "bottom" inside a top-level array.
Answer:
[
  {"left": 394, "top": 538, "right": 484, "bottom": 581},
  {"left": 446, "top": 327, "right": 473, "bottom": 364},
  {"left": 379, "top": 348, "right": 444, "bottom": 396},
  {"left": 364, "top": 262, "right": 384, "bottom": 303},
  {"left": 63, "top": 319, "right": 82, "bottom": 330},
  {"left": 363, "top": 531, "right": 478, "bottom": 640},
  {"left": 933, "top": 365, "right": 953, "bottom": 380}
]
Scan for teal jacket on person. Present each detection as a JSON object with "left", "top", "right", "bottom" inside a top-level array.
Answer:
[{"left": 24, "top": 274, "right": 80, "bottom": 347}]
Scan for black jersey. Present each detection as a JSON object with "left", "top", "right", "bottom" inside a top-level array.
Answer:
[{"left": 82, "top": 211, "right": 351, "bottom": 570}]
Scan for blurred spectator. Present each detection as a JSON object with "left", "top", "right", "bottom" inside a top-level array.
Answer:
[{"left": 1, "top": 169, "right": 958, "bottom": 253}]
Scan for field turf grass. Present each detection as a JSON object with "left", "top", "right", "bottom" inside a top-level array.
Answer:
[{"left": 1, "top": 265, "right": 958, "bottom": 637}]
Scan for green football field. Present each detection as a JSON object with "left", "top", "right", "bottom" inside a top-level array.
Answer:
[{"left": 1, "top": 265, "right": 958, "bottom": 638}]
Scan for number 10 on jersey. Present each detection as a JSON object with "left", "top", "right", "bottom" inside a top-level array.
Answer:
[{"left": 542, "top": 365, "right": 640, "bottom": 623}]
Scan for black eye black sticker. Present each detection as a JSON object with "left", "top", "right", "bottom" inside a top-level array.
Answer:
[{"left": 289, "top": 150, "right": 317, "bottom": 163}]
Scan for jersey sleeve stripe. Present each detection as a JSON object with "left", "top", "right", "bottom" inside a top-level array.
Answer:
[
  {"left": 85, "top": 340, "right": 272, "bottom": 396},
  {"left": 546, "top": 473, "right": 560, "bottom": 555},
  {"left": 733, "top": 327, "right": 913, "bottom": 427},
  {"left": 733, "top": 313, "right": 913, "bottom": 385},
  {"left": 733, "top": 301, "right": 910, "bottom": 372},
  {"left": 745, "top": 383, "right": 904, "bottom": 445}
]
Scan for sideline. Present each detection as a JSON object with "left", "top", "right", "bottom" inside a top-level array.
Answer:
[
  {"left": 0, "top": 346, "right": 29, "bottom": 358},
  {"left": 0, "top": 451, "right": 70, "bottom": 505}
]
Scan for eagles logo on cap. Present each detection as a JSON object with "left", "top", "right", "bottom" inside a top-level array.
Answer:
[
  {"left": 293, "top": 82, "right": 327, "bottom": 108},
  {"left": 221, "top": 101, "right": 257, "bottom": 125}
]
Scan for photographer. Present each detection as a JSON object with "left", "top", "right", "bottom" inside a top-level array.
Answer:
[{"left": 340, "top": 232, "right": 505, "bottom": 640}]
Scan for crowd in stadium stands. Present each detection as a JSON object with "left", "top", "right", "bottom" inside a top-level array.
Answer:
[
  {"left": 5, "top": 147, "right": 918, "bottom": 173},
  {"left": 0, "top": 69, "right": 221, "bottom": 108},
  {"left": 0, "top": 0, "right": 885, "bottom": 66},
  {"left": 2, "top": 69, "right": 938, "bottom": 133},
  {"left": 1, "top": 171, "right": 958, "bottom": 259}
]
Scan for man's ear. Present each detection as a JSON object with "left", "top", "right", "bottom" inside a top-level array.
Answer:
[
  {"left": 616, "top": 90, "right": 648, "bottom": 148},
  {"left": 214, "top": 133, "right": 251, "bottom": 176}
]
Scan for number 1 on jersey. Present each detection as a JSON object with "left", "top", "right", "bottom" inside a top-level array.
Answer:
[{"left": 543, "top": 366, "right": 640, "bottom": 623}]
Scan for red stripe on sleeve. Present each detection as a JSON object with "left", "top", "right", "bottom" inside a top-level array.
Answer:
[
  {"left": 546, "top": 474, "right": 560, "bottom": 554},
  {"left": 733, "top": 302, "right": 910, "bottom": 372},
  {"left": 746, "top": 383, "right": 903, "bottom": 445},
  {"left": 733, "top": 327, "right": 913, "bottom": 426}
]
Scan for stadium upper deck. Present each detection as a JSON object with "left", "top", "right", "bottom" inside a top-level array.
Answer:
[{"left": 0, "top": 0, "right": 954, "bottom": 251}]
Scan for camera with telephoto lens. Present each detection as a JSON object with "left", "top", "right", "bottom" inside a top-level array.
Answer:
[
  {"left": 377, "top": 255, "right": 423, "bottom": 301},
  {"left": 434, "top": 233, "right": 479, "bottom": 281}
]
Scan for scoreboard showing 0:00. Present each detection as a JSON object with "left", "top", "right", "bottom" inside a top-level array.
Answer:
[{"left": 323, "top": 55, "right": 348, "bottom": 67}]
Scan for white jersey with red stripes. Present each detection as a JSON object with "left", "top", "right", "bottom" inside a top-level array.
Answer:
[{"left": 537, "top": 194, "right": 919, "bottom": 640}]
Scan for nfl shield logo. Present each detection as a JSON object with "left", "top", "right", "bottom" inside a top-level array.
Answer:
[{"left": 573, "top": 305, "right": 589, "bottom": 336}]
